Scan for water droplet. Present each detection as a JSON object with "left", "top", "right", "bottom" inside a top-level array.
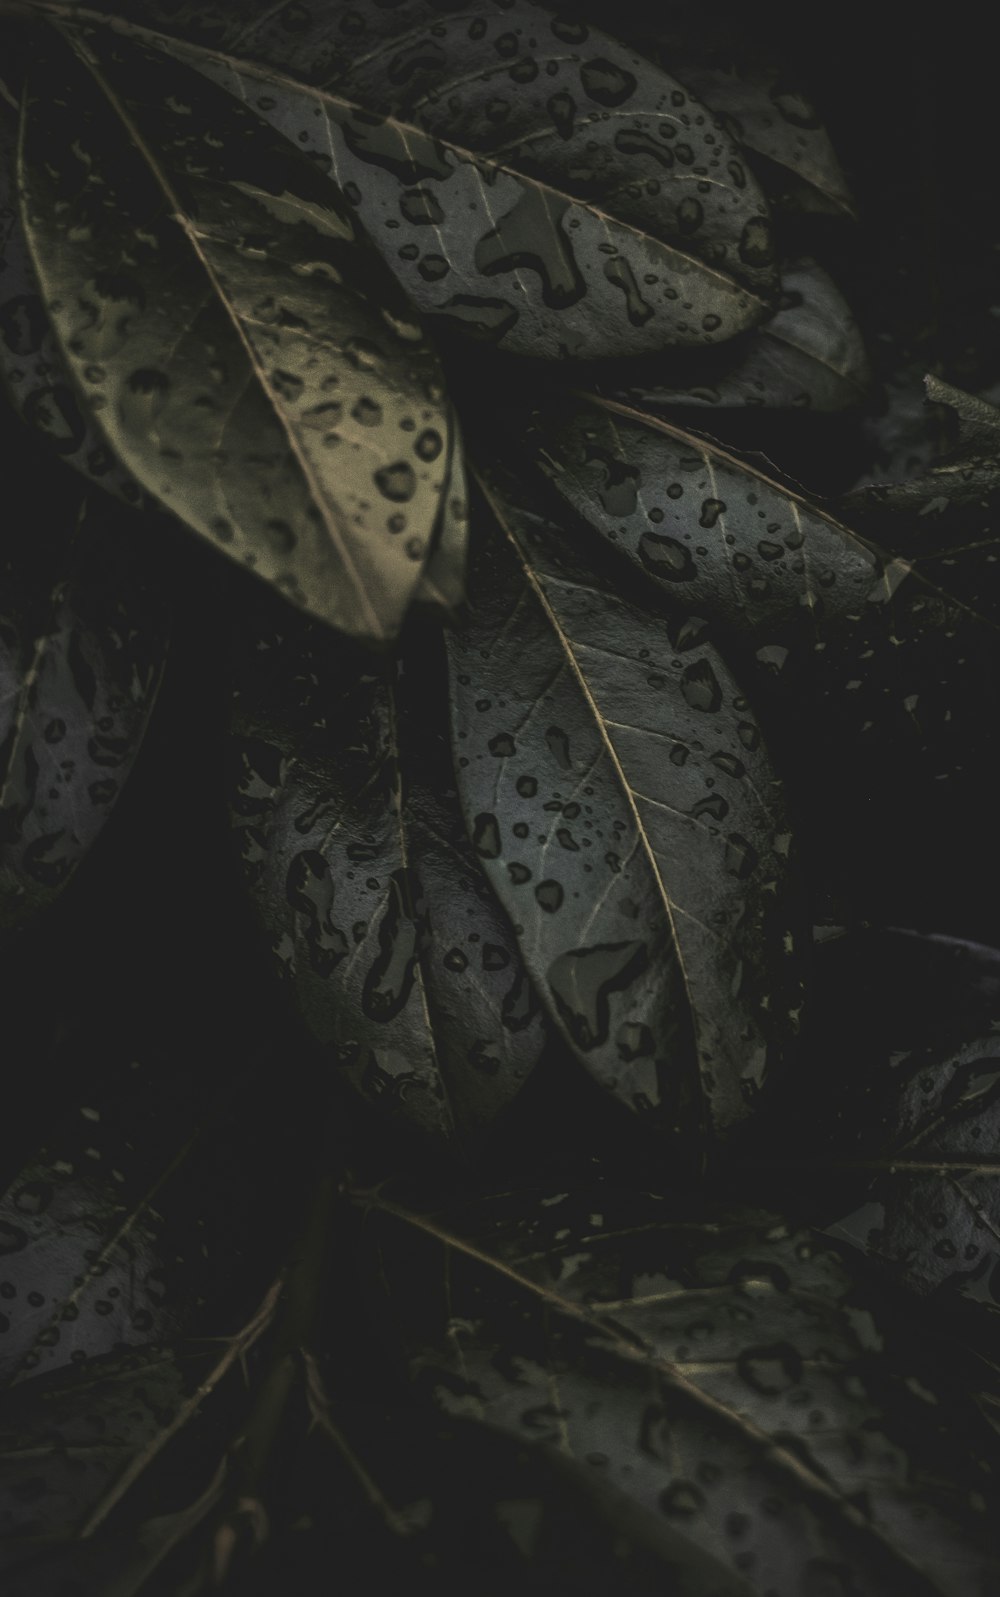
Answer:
[
  {"left": 374, "top": 462, "right": 417, "bottom": 502},
  {"left": 698, "top": 498, "right": 726, "bottom": 529},
  {"left": 352, "top": 396, "right": 383, "bottom": 426},
  {"left": 639, "top": 530, "right": 696, "bottom": 582},
  {"left": 681, "top": 660, "right": 723, "bottom": 712},
  {"left": 580, "top": 58, "right": 637, "bottom": 108},
  {"left": 534, "top": 880, "right": 564, "bottom": 913},
  {"left": 472, "top": 813, "right": 501, "bottom": 858}
]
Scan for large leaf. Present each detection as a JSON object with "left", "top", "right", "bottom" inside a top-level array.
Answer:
[
  {"left": 229, "top": 603, "right": 547, "bottom": 1149},
  {"left": 59, "top": 0, "right": 779, "bottom": 360},
  {"left": 604, "top": 260, "right": 870, "bottom": 415},
  {"left": 242, "top": 1380, "right": 758, "bottom": 1597},
  {"left": 0, "top": 469, "right": 168, "bottom": 934},
  {"left": 357, "top": 1183, "right": 1000, "bottom": 1597},
  {"left": 446, "top": 468, "right": 804, "bottom": 1151},
  {"left": 506, "top": 392, "right": 1000, "bottom": 802},
  {"left": 17, "top": 24, "right": 454, "bottom": 640},
  {"left": 0, "top": 105, "right": 145, "bottom": 507}
]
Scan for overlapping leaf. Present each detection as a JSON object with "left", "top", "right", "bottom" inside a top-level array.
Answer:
[
  {"left": 17, "top": 24, "right": 454, "bottom": 640},
  {"left": 229, "top": 603, "right": 547, "bottom": 1148},
  {"left": 0, "top": 106, "right": 146, "bottom": 507},
  {"left": 506, "top": 391, "right": 1000, "bottom": 794},
  {"left": 357, "top": 1183, "right": 1000, "bottom": 1597},
  {"left": 446, "top": 469, "right": 804, "bottom": 1149},
  {"left": 603, "top": 260, "right": 870, "bottom": 414},
  {"left": 57, "top": 0, "right": 779, "bottom": 359},
  {"left": 0, "top": 467, "right": 168, "bottom": 934}
]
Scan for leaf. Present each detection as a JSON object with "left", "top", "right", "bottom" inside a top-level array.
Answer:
[
  {"left": 844, "top": 381, "right": 1000, "bottom": 622},
  {"left": 821, "top": 1030, "right": 1000, "bottom": 1321},
  {"left": 256, "top": 1382, "right": 758, "bottom": 1597},
  {"left": 356, "top": 1183, "right": 1000, "bottom": 1597},
  {"left": 667, "top": 59, "right": 856, "bottom": 220},
  {"left": 577, "top": 4, "right": 855, "bottom": 216},
  {"left": 849, "top": 379, "right": 1000, "bottom": 508},
  {"left": 17, "top": 24, "right": 454, "bottom": 641},
  {"left": 60, "top": 0, "right": 779, "bottom": 359},
  {"left": 507, "top": 392, "right": 1000, "bottom": 795},
  {"left": 516, "top": 391, "right": 893, "bottom": 640},
  {"left": 0, "top": 1040, "right": 303, "bottom": 1387},
  {"left": 0, "top": 1294, "right": 281, "bottom": 1592},
  {"left": 0, "top": 474, "right": 168, "bottom": 934},
  {"left": 603, "top": 260, "right": 870, "bottom": 414},
  {"left": 413, "top": 416, "right": 469, "bottom": 617},
  {"left": 228, "top": 605, "right": 547, "bottom": 1149},
  {"left": 0, "top": 105, "right": 145, "bottom": 507},
  {"left": 446, "top": 467, "right": 804, "bottom": 1150}
]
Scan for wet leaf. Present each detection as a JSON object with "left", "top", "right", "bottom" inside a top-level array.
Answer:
[
  {"left": 510, "top": 391, "right": 1000, "bottom": 798},
  {"left": 668, "top": 60, "right": 855, "bottom": 220},
  {"left": 843, "top": 382, "right": 1000, "bottom": 623},
  {"left": 0, "top": 476, "right": 168, "bottom": 935},
  {"left": 0, "top": 1040, "right": 301, "bottom": 1386},
  {"left": 229, "top": 606, "right": 546, "bottom": 1149},
  {"left": 413, "top": 418, "right": 469, "bottom": 617},
  {"left": 823, "top": 1032, "right": 1000, "bottom": 1321},
  {"left": 254, "top": 1388, "right": 757, "bottom": 1597},
  {"left": 61, "top": 0, "right": 778, "bottom": 360},
  {"left": 0, "top": 106, "right": 145, "bottom": 508},
  {"left": 605, "top": 260, "right": 870, "bottom": 414},
  {"left": 357, "top": 1183, "right": 1000, "bottom": 1597},
  {"left": 17, "top": 25, "right": 454, "bottom": 641},
  {"left": 446, "top": 468, "right": 804, "bottom": 1151}
]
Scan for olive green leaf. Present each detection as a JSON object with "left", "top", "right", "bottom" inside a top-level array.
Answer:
[{"left": 17, "top": 25, "right": 455, "bottom": 641}]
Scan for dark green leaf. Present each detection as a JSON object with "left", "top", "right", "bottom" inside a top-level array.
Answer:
[
  {"left": 605, "top": 260, "right": 870, "bottom": 414},
  {"left": 229, "top": 608, "right": 546, "bottom": 1148},
  {"left": 0, "top": 478, "right": 167, "bottom": 934},
  {"left": 446, "top": 468, "right": 804, "bottom": 1150},
  {"left": 0, "top": 105, "right": 146, "bottom": 507},
  {"left": 824, "top": 1032, "right": 1000, "bottom": 1319},
  {"left": 65, "top": 0, "right": 778, "bottom": 359},
  {"left": 0, "top": 1043, "right": 301, "bottom": 1386},
  {"left": 17, "top": 25, "right": 454, "bottom": 640},
  {"left": 357, "top": 1184, "right": 1000, "bottom": 1597},
  {"left": 518, "top": 392, "right": 890, "bottom": 640}
]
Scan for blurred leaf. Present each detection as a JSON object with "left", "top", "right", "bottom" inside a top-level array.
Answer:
[
  {"left": 17, "top": 24, "right": 454, "bottom": 641},
  {"left": 358, "top": 1183, "right": 1000, "bottom": 1597},
  {"left": 446, "top": 467, "right": 804, "bottom": 1152},
  {"left": 0, "top": 472, "right": 168, "bottom": 934},
  {"left": 0, "top": 106, "right": 146, "bottom": 507},
  {"left": 56, "top": 0, "right": 778, "bottom": 360}
]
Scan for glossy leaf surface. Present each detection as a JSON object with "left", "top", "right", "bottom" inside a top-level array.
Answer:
[
  {"left": 18, "top": 26, "right": 453, "bottom": 640},
  {"left": 229, "top": 606, "right": 545, "bottom": 1148},
  {"left": 68, "top": 0, "right": 778, "bottom": 360},
  {"left": 447, "top": 470, "right": 804, "bottom": 1147},
  {"left": 359, "top": 1184, "right": 1000, "bottom": 1597},
  {"left": 606, "top": 260, "right": 870, "bottom": 414}
]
